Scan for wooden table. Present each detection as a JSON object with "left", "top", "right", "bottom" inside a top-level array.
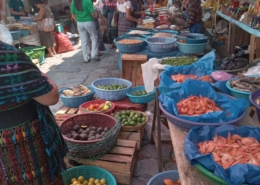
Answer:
[{"left": 168, "top": 115, "right": 259, "bottom": 185}]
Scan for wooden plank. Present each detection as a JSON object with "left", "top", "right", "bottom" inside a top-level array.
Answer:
[
  {"left": 110, "top": 146, "right": 135, "bottom": 156},
  {"left": 121, "top": 54, "right": 147, "bottom": 61},
  {"left": 116, "top": 139, "right": 137, "bottom": 148},
  {"left": 98, "top": 154, "right": 133, "bottom": 163},
  {"left": 168, "top": 122, "right": 217, "bottom": 185},
  {"left": 67, "top": 108, "right": 79, "bottom": 114},
  {"left": 249, "top": 35, "right": 256, "bottom": 63},
  {"left": 118, "top": 131, "right": 141, "bottom": 150},
  {"left": 255, "top": 37, "right": 260, "bottom": 59},
  {"left": 55, "top": 106, "right": 70, "bottom": 115}
]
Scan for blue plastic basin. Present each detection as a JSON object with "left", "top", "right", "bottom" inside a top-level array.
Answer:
[{"left": 186, "top": 35, "right": 208, "bottom": 44}]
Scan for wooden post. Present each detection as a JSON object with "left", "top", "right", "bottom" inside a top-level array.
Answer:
[
  {"left": 121, "top": 54, "right": 147, "bottom": 87},
  {"left": 249, "top": 35, "right": 256, "bottom": 63}
]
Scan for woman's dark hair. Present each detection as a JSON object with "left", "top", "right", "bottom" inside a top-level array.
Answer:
[
  {"left": 34, "top": 0, "right": 44, "bottom": 5},
  {"left": 74, "top": 0, "right": 83, "bottom": 11}
]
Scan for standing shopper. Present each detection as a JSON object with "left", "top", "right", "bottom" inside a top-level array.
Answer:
[
  {"left": 172, "top": 0, "right": 203, "bottom": 33},
  {"left": 87, "top": 1, "right": 106, "bottom": 56},
  {"left": 8, "top": 0, "right": 28, "bottom": 21},
  {"left": 117, "top": 0, "right": 142, "bottom": 37},
  {"left": 0, "top": 3, "right": 68, "bottom": 185},
  {"left": 71, "top": 0, "right": 100, "bottom": 62},
  {"left": 34, "top": 0, "right": 56, "bottom": 57},
  {"left": 104, "top": 0, "right": 117, "bottom": 48}
]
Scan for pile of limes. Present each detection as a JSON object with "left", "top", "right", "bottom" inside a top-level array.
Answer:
[
  {"left": 131, "top": 90, "right": 147, "bottom": 96},
  {"left": 97, "top": 84, "right": 127, "bottom": 90},
  {"left": 112, "top": 110, "right": 147, "bottom": 126},
  {"left": 70, "top": 176, "right": 107, "bottom": 185}
]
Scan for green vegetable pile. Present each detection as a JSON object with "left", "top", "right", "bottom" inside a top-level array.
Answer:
[
  {"left": 132, "top": 90, "right": 147, "bottom": 96},
  {"left": 112, "top": 110, "right": 147, "bottom": 126},
  {"left": 97, "top": 84, "right": 127, "bottom": 90},
  {"left": 162, "top": 56, "right": 198, "bottom": 66}
]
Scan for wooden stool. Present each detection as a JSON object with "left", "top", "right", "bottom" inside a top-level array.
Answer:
[{"left": 121, "top": 54, "right": 147, "bottom": 87}]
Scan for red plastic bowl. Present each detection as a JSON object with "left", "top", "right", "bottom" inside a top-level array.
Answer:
[{"left": 79, "top": 100, "right": 115, "bottom": 115}]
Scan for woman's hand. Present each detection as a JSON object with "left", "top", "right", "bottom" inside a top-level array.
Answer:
[{"left": 137, "top": 19, "right": 142, "bottom": 25}]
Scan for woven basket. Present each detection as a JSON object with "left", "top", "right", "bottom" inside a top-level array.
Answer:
[
  {"left": 78, "top": 100, "right": 115, "bottom": 115},
  {"left": 120, "top": 111, "right": 149, "bottom": 132},
  {"left": 60, "top": 113, "right": 121, "bottom": 159}
]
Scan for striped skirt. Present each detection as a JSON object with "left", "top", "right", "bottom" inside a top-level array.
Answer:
[
  {"left": 118, "top": 12, "right": 136, "bottom": 37},
  {"left": 0, "top": 120, "right": 65, "bottom": 185}
]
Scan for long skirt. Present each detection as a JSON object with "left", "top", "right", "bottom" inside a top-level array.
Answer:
[
  {"left": 87, "top": 19, "right": 106, "bottom": 51},
  {"left": 38, "top": 31, "right": 55, "bottom": 48},
  {"left": 106, "top": 10, "right": 118, "bottom": 43},
  {"left": 0, "top": 120, "right": 65, "bottom": 185},
  {"left": 118, "top": 12, "right": 136, "bottom": 37}
]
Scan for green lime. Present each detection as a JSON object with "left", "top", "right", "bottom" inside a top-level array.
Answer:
[
  {"left": 130, "top": 121, "right": 136, "bottom": 126},
  {"left": 142, "top": 117, "right": 146, "bottom": 122},
  {"left": 137, "top": 118, "right": 142, "bottom": 122},
  {"left": 132, "top": 117, "right": 137, "bottom": 121}
]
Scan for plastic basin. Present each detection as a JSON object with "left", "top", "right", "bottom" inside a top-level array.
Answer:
[
  {"left": 126, "top": 86, "right": 156, "bottom": 104},
  {"left": 59, "top": 85, "right": 95, "bottom": 108},
  {"left": 20, "top": 29, "right": 30, "bottom": 37},
  {"left": 226, "top": 80, "right": 251, "bottom": 103},
  {"left": 186, "top": 35, "right": 208, "bottom": 44},
  {"left": 114, "top": 37, "right": 145, "bottom": 54},
  {"left": 146, "top": 37, "right": 176, "bottom": 53},
  {"left": 249, "top": 89, "right": 260, "bottom": 122},
  {"left": 10, "top": 31, "right": 21, "bottom": 40},
  {"left": 147, "top": 170, "right": 179, "bottom": 185},
  {"left": 177, "top": 40, "right": 208, "bottom": 54},
  {"left": 92, "top": 78, "right": 132, "bottom": 101},
  {"left": 177, "top": 33, "right": 204, "bottom": 39}
]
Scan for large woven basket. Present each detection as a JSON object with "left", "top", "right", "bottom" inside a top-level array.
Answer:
[{"left": 60, "top": 113, "right": 121, "bottom": 159}]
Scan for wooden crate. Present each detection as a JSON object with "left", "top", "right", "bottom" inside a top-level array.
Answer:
[
  {"left": 65, "top": 139, "right": 137, "bottom": 185},
  {"left": 118, "top": 127, "right": 144, "bottom": 151},
  {"left": 55, "top": 106, "right": 79, "bottom": 125},
  {"left": 121, "top": 54, "right": 148, "bottom": 87}
]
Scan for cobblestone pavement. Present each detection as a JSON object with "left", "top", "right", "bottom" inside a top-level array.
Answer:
[{"left": 39, "top": 42, "right": 177, "bottom": 185}]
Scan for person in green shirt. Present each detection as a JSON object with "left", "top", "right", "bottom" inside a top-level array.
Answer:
[
  {"left": 71, "top": 0, "right": 100, "bottom": 62},
  {"left": 9, "top": 0, "right": 28, "bottom": 20}
]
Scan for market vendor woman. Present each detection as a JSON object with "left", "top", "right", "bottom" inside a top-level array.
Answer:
[
  {"left": 9, "top": 0, "right": 28, "bottom": 20},
  {"left": 172, "top": 0, "right": 203, "bottom": 33}
]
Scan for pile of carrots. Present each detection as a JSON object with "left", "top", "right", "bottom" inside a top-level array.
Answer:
[
  {"left": 177, "top": 95, "right": 222, "bottom": 116},
  {"left": 171, "top": 74, "right": 213, "bottom": 83}
]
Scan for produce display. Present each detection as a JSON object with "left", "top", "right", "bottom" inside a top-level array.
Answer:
[
  {"left": 112, "top": 110, "right": 147, "bottom": 126},
  {"left": 163, "top": 179, "right": 181, "bottom": 185},
  {"left": 177, "top": 96, "right": 222, "bottom": 116},
  {"left": 83, "top": 101, "right": 112, "bottom": 112},
  {"left": 64, "top": 125, "right": 109, "bottom": 141},
  {"left": 97, "top": 84, "right": 127, "bottom": 90},
  {"left": 128, "top": 30, "right": 151, "bottom": 35},
  {"left": 143, "top": 19, "right": 155, "bottom": 28},
  {"left": 171, "top": 74, "right": 213, "bottom": 83},
  {"left": 155, "top": 24, "right": 169, "bottom": 29},
  {"left": 62, "top": 85, "right": 92, "bottom": 97},
  {"left": 256, "top": 96, "right": 260, "bottom": 105},
  {"left": 152, "top": 32, "right": 176, "bottom": 38},
  {"left": 162, "top": 56, "right": 198, "bottom": 66},
  {"left": 228, "top": 76, "right": 260, "bottom": 92},
  {"left": 197, "top": 133, "right": 260, "bottom": 169},
  {"left": 118, "top": 39, "right": 142, "bottom": 44},
  {"left": 69, "top": 175, "right": 107, "bottom": 185},
  {"left": 131, "top": 90, "right": 147, "bottom": 96}
]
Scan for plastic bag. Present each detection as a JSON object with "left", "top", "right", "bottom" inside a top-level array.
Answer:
[
  {"left": 158, "top": 79, "right": 249, "bottom": 123},
  {"left": 19, "top": 32, "right": 41, "bottom": 46},
  {"left": 211, "top": 71, "right": 232, "bottom": 81},
  {"left": 53, "top": 32, "right": 74, "bottom": 54},
  {"left": 159, "top": 51, "right": 215, "bottom": 94},
  {"left": 0, "top": 24, "right": 13, "bottom": 45},
  {"left": 184, "top": 125, "right": 260, "bottom": 185},
  {"left": 244, "top": 66, "right": 260, "bottom": 76}
]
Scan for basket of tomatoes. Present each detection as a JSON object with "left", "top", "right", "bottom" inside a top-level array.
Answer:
[
  {"left": 111, "top": 110, "right": 148, "bottom": 131},
  {"left": 79, "top": 100, "right": 115, "bottom": 115}
]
